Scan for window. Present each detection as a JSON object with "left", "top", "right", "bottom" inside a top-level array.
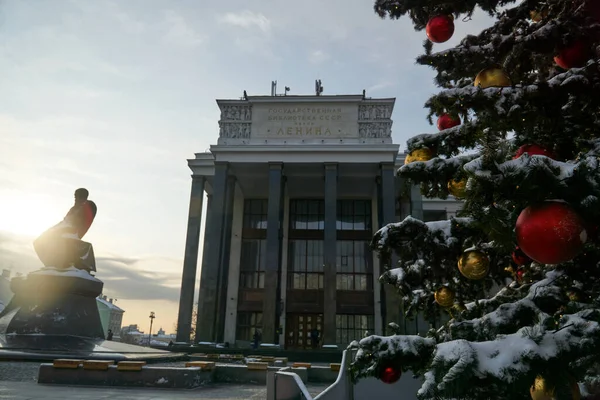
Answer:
[
  {"left": 337, "top": 200, "right": 371, "bottom": 231},
  {"left": 236, "top": 312, "right": 263, "bottom": 341},
  {"left": 288, "top": 240, "right": 324, "bottom": 289},
  {"left": 290, "top": 200, "right": 324, "bottom": 230},
  {"left": 423, "top": 210, "right": 446, "bottom": 222},
  {"left": 243, "top": 199, "right": 268, "bottom": 229},
  {"left": 239, "top": 239, "right": 267, "bottom": 288},
  {"left": 336, "top": 240, "right": 372, "bottom": 290},
  {"left": 336, "top": 314, "right": 374, "bottom": 345}
]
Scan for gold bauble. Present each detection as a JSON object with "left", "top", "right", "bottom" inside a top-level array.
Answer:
[
  {"left": 404, "top": 148, "right": 434, "bottom": 165},
  {"left": 530, "top": 376, "right": 581, "bottom": 400},
  {"left": 530, "top": 10, "right": 548, "bottom": 22},
  {"left": 457, "top": 251, "right": 490, "bottom": 280},
  {"left": 474, "top": 67, "right": 512, "bottom": 89},
  {"left": 566, "top": 288, "right": 583, "bottom": 302},
  {"left": 447, "top": 178, "right": 467, "bottom": 198},
  {"left": 434, "top": 287, "right": 455, "bottom": 308}
]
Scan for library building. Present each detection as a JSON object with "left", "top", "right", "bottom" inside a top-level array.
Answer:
[{"left": 175, "top": 82, "right": 462, "bottom": 349}]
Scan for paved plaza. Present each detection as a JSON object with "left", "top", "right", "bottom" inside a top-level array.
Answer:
[{"left": 0, "top": 361, "right": 330, "bottom": 399}]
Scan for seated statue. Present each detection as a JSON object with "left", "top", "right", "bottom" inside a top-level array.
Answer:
[{"left": 33, "top": 188, "right": 98, "bottom": 273}]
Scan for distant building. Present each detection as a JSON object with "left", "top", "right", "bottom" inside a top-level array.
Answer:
[
  {"left": 175, "top": 87, "right": 464, "bottom": 348},
  {"left": 120, "top": 324, "right": 146, "bottom": 345},
  {"left": 96, "top": 295, "right": 124, "bottom": 339},
  {"left": 150, "top": 327, "right": 176, "bottom": 347},
  {"left": 0, "top": 269, "right": 13, "bottom": 313}
]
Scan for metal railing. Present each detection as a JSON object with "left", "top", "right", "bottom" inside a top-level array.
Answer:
[{"left": 268, "top": 349, "right": 422, "bottom": 400}]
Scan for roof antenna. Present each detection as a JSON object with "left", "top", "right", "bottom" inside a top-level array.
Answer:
[
  {"left": 271, "top": 80, "right": 277, "bottom": 96},
  {"left": 284, "top": 86, "right": 290, "bottom": 96},
  {"left": 315, "top": 79, "right": 323, "bottom": 96}
]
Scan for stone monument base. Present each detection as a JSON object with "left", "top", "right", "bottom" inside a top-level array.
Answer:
[{"left": 0, "top": 267, "right": 104, "bottom": 338}]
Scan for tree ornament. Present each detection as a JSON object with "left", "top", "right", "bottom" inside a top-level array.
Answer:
[
  {"left": 566, "top": 287, "right": 584, "bottom": 302},
  {"left": 516, "top": 201, "right": 587, "bottom": 264},
  {"left": 516, "top": 267, "right": 531, "bottom": 284},
  {"left": 513, "top": 144, "right": 555, "bottom": 160},
  {"left": 505, "top": 265, "right": 516, "bottom": 276},
  {"left": 530, "top": 375, "right": 581, "bottom": 400},
  {"left": 404, "top": 148, "right": 434, "bottom": 165},
  {"left": 530, "top": 10, "right": 548, "bottom": 22},
  {"left": 474, "top": 67, "right": 512, "bottom": 88},
  {"left": 458, "top": 251, "right": 490, "bottom": 280},
  {"left": 379, "top": 365, "right": 402, "bottom": 384},
  {"left": 555, "top": 40, "right": 590, "bottom": 70},
  {"left": 426, "top": 15, "right": 454, "bottom": 43},
  {"left": 512, "top": 246, "right": 531, "bottom": 266},
  {"left": 434, "top": 286, "right": 455, "bottom": 308},
  {"left": 437, "top": 113, "right": 461, "bottom": 131},
  {"left": 447, "top": 178, "right": 467, "bottom": 199}
]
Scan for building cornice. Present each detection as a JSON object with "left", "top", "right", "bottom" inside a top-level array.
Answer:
[
  {"left": 209, "top": 144, "right": 400, "bottom": 153},
  {"left": 216, "top": 96, "right": 396, "bottom": 106}
]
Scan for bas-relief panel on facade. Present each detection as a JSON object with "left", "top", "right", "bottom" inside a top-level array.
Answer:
[
  {"left": 358, "top": 104, "right": 393, "bottom": 120},
  {"left": 218, "top": 102, "right": 394, "bottom": 140},
  {"left": 219, "top": 105, "right": 253, "bottom": 139}
]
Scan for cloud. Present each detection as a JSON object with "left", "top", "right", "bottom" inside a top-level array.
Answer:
[
  {"left": 163, "top": 10, "right": 207, "bottom": 47},
  {"left": 218, "top": 10, "right": 271, "bottom": 33},
  {"left": 0, "top": 231, "right": 184, "bottom": 303},
  {"left": 309, "top": 50, "right": 330, "bottom": 65}
]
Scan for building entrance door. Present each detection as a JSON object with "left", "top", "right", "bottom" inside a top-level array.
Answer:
[{"left": 285, "top": 313, "right": 323, "bottom": 349}]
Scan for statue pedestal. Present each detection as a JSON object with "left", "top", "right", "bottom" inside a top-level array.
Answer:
[{"left": 0, "top": 268, "right": 105, "bottom": 338}]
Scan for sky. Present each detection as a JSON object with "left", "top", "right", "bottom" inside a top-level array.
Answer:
[{"left": 0, "top": 0, "right": 495, "bottom": 334}]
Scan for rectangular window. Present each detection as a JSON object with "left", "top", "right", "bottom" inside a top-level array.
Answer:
[
  {"left": 335, "top": 314, "right": 374, "bottom": 346},
  {"left": 243, "top": 199, "right": 268, "bottom": 229},
  {"left": 423, "top": 210, "right": 446, "bottom": 222},
  {"left": 236, "top": 312, "right": 263, "bottom": 341},
  {"left": 239, "top": 239, "right": 267, "bottom": 288},
  {"left": 290, "top": 200, "right": 325, "bottom": 231},
  {"left": 288, "top": 239, "right": 324, "bottom": 289},
  {"left": 336, "top": 240, "right": 372, "bottom": 290},
  {"left": 337, "top": 200, "right": 372, "bottom": 231}
]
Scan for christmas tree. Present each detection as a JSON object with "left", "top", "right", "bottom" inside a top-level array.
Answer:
[{"left": 350, "top": 1, "right": 600, "bottom": 399}]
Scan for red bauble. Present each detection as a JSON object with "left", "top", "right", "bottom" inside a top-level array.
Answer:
[
  {"left": 380, "top": 365, "right": 402, "bottom": 384},
  {"left": 516, "top": 201, "right": 587, "bottom": 264},
  {"left": 516, "top": 268, "right": 525, "bottom": 283},
  {"left": 426, "top": 15, "right": 455, "bottom": 43},
  {"left": 437, "top": 114, "right": 461, "bottom": 131},
  {"left": 513, "top": 144, "right": 555, "bottom": 160},
  {"left": 554, "top": 40, "right": 590, "bottom": 69},
  {"left": 512, "top": 246, "right": 530, "bottom": 266}
]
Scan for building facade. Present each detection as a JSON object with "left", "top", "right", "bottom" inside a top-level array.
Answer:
[
  {"left": 175, "top": 91, "right": 462, "bottom": 349},
  {"left": 96, "top": 295, "right": 124, "bottom": 339}
]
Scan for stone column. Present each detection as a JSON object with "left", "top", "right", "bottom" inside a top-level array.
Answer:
[
  {"left": 410, "top": 184, "right": 424, "bottom": 220},
  {"left": 262, "top": 162, "right": 283, "bottom": 345},
  {"left": 380, "top": 163, "right": 402, "bottom": 335},
  {"left": 176, "top": 176, "right": 205, "bottom": 343},
  {"left": 196, "top": 162, "right": 228, "bottom": 342},
  {"left": 195, "top": 193, "right": 212, "bottom": 342},
  {"left": 323, "top": 163, "right": 337, "bottom": 346},
  {"left": 216, "top": 176, "right": 236, "bottom": 342}
]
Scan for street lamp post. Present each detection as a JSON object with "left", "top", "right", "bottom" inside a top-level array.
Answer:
[{"left": 148, "top": 311, "right": 155, "bottom": 347}]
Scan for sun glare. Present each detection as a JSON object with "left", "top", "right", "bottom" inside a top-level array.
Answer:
[{"left": 0, "top": 193, "right": 63, "bottom": 237}]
